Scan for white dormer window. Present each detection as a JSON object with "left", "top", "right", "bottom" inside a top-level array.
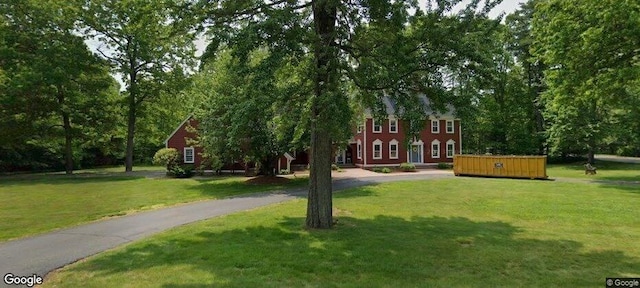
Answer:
[
  {"left": 373, "top": 119, "right": 382, "bottom": 133},
  {"left": 373, "top": 139, "right": 383, "bottom": 159},
  {"left": 389, "top": 139, "right": 399, "bottom": 159},
  {"left": 389, "top": 118, "right": 398, "bottom": 133},
  {"left": 446, "top": 120, "right": 454, "bottom": 134},
  {"left": 184, "top": 147, "right": 195, "bottom": 163},
  {"left": 431, "top": 120, "right": 440, "bottom": 134},
  {"left": 357, "top": 124, "right": 363, "bottom": 133}
]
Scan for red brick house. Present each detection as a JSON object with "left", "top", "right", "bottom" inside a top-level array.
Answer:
[
  {"left": 165, "top": 96, "right": 461, "bottom": 170},
  {"left": 340, "top": 96, "right": 461, "bottom": 167}
]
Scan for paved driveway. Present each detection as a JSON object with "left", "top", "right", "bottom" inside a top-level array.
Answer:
[
  {"left": 0, "top": 172, "right": 452, "bottom": 286},
  {"left": 595, "top": 154, "right": 640, "bottom": 164}
]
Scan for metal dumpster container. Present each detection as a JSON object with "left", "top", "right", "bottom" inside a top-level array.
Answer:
[{"left": 453, "top": 155, "right": 548, "bottom": 179}]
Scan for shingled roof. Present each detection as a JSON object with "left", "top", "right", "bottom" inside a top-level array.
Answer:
[{"left": 364, "top": 95, "right": 456, "bottom": 118}]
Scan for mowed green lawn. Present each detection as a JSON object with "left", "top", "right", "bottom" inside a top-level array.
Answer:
[
  {"left": 44, "top": 178, "right": 640, "bottom": 288},
  {"left": 547, "top": 161, "right": 640, "bottom": 181},
  {"left": 0, "top": 171, "right": 306, "bottom": 241}
]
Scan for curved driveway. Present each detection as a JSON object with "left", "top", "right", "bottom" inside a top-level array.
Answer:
[{"left": 0, "top": 171, "right": 451, "bottom": 284}]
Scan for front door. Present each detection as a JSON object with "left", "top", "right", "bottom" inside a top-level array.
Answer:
[
  {"left": 335, "top": 149, "right": 345, "bottom": 164},
  {"left": 410, "top": 144, "right": 422, "bottom": 163}
]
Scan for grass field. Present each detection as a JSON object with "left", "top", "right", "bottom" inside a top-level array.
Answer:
[
  {"left": 0, "top": 172, "right": 307, "bottom": 241},
  {"left": 44, "top": 178, "right": 640, "bottom": 287},
  {"left": 547, "top": 161, "right": 640, "bottom": 181}
]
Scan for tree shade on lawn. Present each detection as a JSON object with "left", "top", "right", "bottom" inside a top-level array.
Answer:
[{"left": 43, "top": 179, "right": 640, "bottom": 287}]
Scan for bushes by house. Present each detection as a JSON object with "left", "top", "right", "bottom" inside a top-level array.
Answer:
[
  {"left": 437, "top": 163, "right": 453, "bottom": 169},
  {"left": 399, "top": 162, "right": 416, "bottom": 172}
]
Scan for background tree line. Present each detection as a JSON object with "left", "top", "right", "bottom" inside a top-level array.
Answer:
[{"left": 1, "top": 0, "right": 638, "bottom": 176}]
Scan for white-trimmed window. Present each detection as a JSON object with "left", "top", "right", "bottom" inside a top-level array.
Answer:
[
  {"left": 357, "top": 140, "right": 362, "bottom": 159},
  {"left": 357, "top": 124, "right": 363, "bottom": 133},
  {"left": 389, "top": 118, "right": 398, "bottom": 133},
  {"left": 184, "top": 147, "right": 195, "bottom": 163},
  {"left": 373, "top": 139, "right": 383, "bottom": 159},
  {"left": 389, "top": 139, "right": 399, "bottom": 159},
  {"left": 431, "top": 120, "right": 440, "bottom": 134},
  {"left": 372, "top": 119, "right": 382, "bottom": 133},
  {"left": 431, "top": 140, "right": 440, "bottom": 158},
  {"left": 446, "top": 139, "right": 456, "bottom": 158},
  {"left": 446, "top": 120, "right": 454, "bottom": 134}
]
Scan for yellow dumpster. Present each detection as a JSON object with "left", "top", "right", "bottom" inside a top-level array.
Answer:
[{"left": 453, "top": 155, "right": 548, "bottom": 179}]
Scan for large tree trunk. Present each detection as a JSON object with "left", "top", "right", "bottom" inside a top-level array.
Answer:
[
  {"left": 57, "top": 88, "right": 74, "bottom": 175},
  {"left": 62, "top": 111, "right": 73, "bottom": 175},
  {"left": 587, "top": 150, "right": 595, "bottom": 164},
  {"left": 259, "top": 156, "right": 276, "bottom": 176},
  {"left": 307, "top": 123, "right": 333, "bottom": 228},
  {"left": 125, "top": 93, "right": 136, "bottom": 172},
  {"left": 125, "top": 67, "right": 138, "bottom": 172},
  {"left": 306, "top": 0, "right": 337, "bottom": 229}
]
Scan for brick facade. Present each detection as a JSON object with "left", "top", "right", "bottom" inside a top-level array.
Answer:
[
  {"left": 166, "top": 114, "right": 463, "bottom": 170},
  {"left": 352, "top": 117, "right": 461, "bottom": 167}
]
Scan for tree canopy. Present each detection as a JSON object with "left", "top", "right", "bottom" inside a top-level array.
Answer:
[
  {"left": 80, "top": 0, "right": 199, "bottom": 172},
  {"left": 196, "top": 0, "right": 504, "bottom": 228},
  {"left": 532, "top": 0, "right": 640, "bottom": 161},
  {"left": 1, "top": 0, "right": 119, "bottom": 173}
]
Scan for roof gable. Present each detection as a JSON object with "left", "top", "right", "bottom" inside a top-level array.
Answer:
[{"left": 164, "top": 114, "right": 194, "bottom": 146}]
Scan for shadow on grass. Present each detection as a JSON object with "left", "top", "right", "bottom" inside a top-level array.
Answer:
[
  {"left": 185, "top": 176, "right": 310, "bottom": 199},
  {"left": 595, "top": 181, "right": 640, "bottom": 195},
  {"left": 184, "top": 176, "right": 387, "bottom": 200},
  {"left": 61, "top": 216, "right": 639, "bottom": 287}
]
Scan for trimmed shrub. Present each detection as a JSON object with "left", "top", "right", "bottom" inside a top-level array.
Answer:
[
  {"left": 437, "top": 162, "right": 453, "bottom": 169},
  {"left": 372, "top": 167, "right": 383, "bottom": 173},
  {"left": 168, "top": 164, "right": 194, "bottom": 178},
  {"left": 381, "top": 167, "right": 392, "bottom": 173},
  {"left": 399, "top": 162, "right": 416, "bottom": 172},
  {"left": 331, "top": 164, "right": 339, "bottom": 171},
  {"left": 153, "top": 148, "right": 180, "bottom": 170},
  {"left": 279, "top": 169, "right": 291, "bottom": 175}
]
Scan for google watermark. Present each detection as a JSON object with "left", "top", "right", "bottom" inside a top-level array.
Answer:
[
  {"left": 607, "top": 278, "right": 640, "bottom": 288},
  {"left": 3, "top": 273, "right": 43, "bottom": 287}
]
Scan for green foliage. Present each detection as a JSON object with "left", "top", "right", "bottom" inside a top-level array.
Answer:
[
  {"left": 532, "top": 0, "right": 640, "bottom": 159},
  {"left": 152, "top": 148, "right": 179, "bottom": 170},
  {"left": 331, "top": 164, "right": 339, "bottom": 171},
  {"left": 370, "top": 167, "right": 391, "bottom": 173},
  {"left": 168, "top": 164, "right": 195, "bottom": 178},
  {"left": 0, "top": 0, "right": 121, "bottom": 172},
  {"left": 456, "top": 4, "right": 545, "bottom": 156},
  {"left": 80, "top": 0, "right": 198, "bottom": 171},
  {"left": 437, "top": 163, "right": 453, "bottom": 169},
  {"left": 198, "top": 153, "right": 224, "bottom": 174},
  {"left": 194, "top": 48, "right": 311, "bottom": 176},
  {"left": 198, "top": 0, "right": 507, "bottom": 228},
  {"left": 279, "top": 169, "right": 291, "bottom": 175},
  {"left": 399, "top": 162, "right": 416, "bottom": 172}
]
